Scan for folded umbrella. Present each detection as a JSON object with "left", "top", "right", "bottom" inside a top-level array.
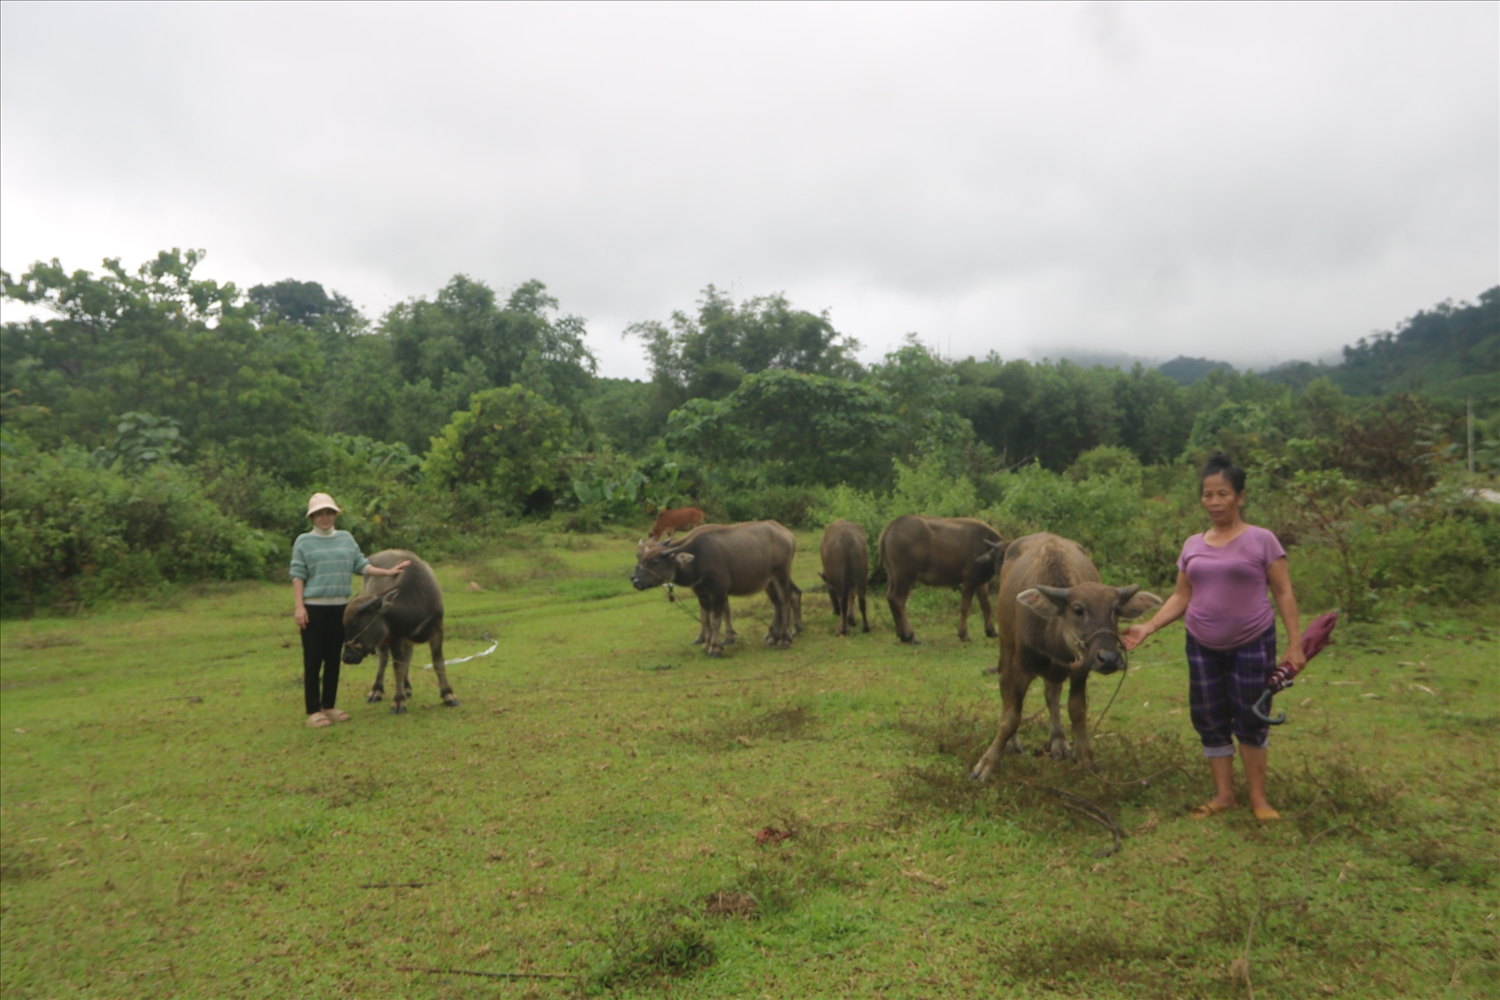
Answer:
[{"left": 1252, "top": 610, "right": 1339, "bottom": 725}]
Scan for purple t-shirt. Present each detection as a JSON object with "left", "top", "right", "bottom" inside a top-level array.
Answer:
[{"left": 1177, "top": 525, "right": 1286, "bottom": 651}]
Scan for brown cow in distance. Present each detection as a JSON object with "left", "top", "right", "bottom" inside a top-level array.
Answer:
[
  {"left": 648, "top": 506, "right": 705, "bottom": 540},
  {"left": 631, "top": 521, "right": 800, "bottom": 657},
  {"left": 969, "top": 533, "right": 1161, "bottom": 779},
  {"left": 819, "top": 520, "right": 869, "bottom": 635},
  {"left": 877, "top": 516, "right": 1007, "bottom": 643}
]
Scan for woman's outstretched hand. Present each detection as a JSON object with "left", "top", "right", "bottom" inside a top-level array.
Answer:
[
  {"left": 1121, "top": 623, "right": 1150, "bottom": 651},
  {"left": 393, "top": 560, "right": 411, "bottom": 573}
]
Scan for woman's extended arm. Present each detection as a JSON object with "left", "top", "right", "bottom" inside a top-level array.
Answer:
[
  {"left": 363, "top": 559, "right": 411, "bottom": 578},
  {"left": 1266, "top": 556, "right": 1304, "bottom": 669},
  {"left": 1122, "top": 571, "right": 1192, "bottom": 650}
]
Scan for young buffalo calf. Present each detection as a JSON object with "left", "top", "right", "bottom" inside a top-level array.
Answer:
[
  {"left": 342, "top": 549, "right": 457, "bottom": 714},
  {"left": 970, "top": 533, "right": 1160, "bottom": 779}
]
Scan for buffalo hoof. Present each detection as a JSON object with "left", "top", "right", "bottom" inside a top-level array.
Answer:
[
  {"left": 958, "top": 634, "right": 971, "bottom": 643},
  {"left": 443, "top": 697, "right": 460, "bottom": 708},
  {"left": 692, "top": 638, "right": 704, "bottom": 645},
  {"left": 390, "top": 704, "right": 407, "bottom": 715},
  {"left": 900, "top": 636, "right": 921, "bottom": 645},
  {"left": 706, "top": 651, "right": 722, "bottom": 659},
  {"left": 1049, "top": 743, "right": 1074, "bottom": 762},
  {"left": 724, "top": 635, "right": 737, "bottom": 645},
  {"left": 968, "top": 763, "right": 993, "bottom": 782},
  {"left": 366, "top": 691, "right": 384, "bottom": 704},
  {"left": 984, "top": 628, "right": 998, "bottom": 639}
]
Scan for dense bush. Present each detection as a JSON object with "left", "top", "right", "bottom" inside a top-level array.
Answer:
[
  {"left": 1, "top": 447, "right": 276, "bottom": 614},
  {"left": 422, "top": 385, "right": 571, "bottom": 513}
]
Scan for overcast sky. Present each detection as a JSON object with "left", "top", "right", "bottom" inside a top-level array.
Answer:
[{"left": 2, "top": 1, "right": 1495, "bottom": 379}]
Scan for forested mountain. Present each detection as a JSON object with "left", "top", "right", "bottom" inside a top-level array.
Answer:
[
  {"left": 1264, "top": 288, "right": 1498, "bottom": 399},
  {"left": 1157, "top": 356, "right": 1236, "bottom": 386}
]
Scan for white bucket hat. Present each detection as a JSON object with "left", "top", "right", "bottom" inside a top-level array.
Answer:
[{"left": 306, "top": 493, "right": 342, "bottom": 517}]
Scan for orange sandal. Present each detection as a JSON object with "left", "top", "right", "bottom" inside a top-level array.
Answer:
[
  {"left": 1253, "top": 806, "right": 1281, "bottom": 821},
  {"left": 1191, "top": 801, "right": 1235, "bottom": 819}
]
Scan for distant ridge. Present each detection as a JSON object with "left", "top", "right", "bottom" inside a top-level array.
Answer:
[
  {"left": 1263, "top": 287, "right": 1498, "bottom": 399},
  {"left": 1157, "top": 356, "right": 1236, "bottom": 386}
]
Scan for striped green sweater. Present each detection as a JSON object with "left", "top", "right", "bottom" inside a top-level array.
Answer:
[{"left": 289, "top": 530, "right": 370, "bottom": 601}]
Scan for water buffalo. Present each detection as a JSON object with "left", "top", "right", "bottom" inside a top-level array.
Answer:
[
  {"left": 648, "top": 506, "right": 706, "bottom": 540},
  {"left": 819, "top": 520, "right": 869, "bottom": 635},
  {"left": 876, "top": 515, "right": 1007, "bottom": 643},
  {"left": 631, "top": 520, "right": 800, "bottom": 657},
  {"left": 969, "top": 533, "right": 1160, "bottom": 779},
  {"left": 342, "top": 549, "right": 457, "bottom": 714}
]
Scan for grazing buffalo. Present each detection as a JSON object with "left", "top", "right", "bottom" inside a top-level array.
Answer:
[
  {"left": 819, "top": 520, "right": 869, "bottom": 635},
  {"left": 631, "top": 520, "right": 800, "bottom": 657},
  {"left": 969, "top": 533, "right": 1160, "bottom": 779},
  {"left": 342, "top": 549, "right": 457, "bottom": 714},
  {"left": 876, "top": 516, "right": 1007, "bottom": 643},
  {"left": 648, "top": 506, "right": 706, "bottom": 540}
]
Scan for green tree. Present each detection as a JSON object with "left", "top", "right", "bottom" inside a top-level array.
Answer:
[
  {"left": 664, "top": 369, "right": 898, "bottom": 489},
  {"left": 422, "top": 385, "right": 572, "bottom": 511},
  {"left": 866, "top": 337, "right": 977, "bottom": 469},
  {"left": 383, "top": 276, "right": 596, "bottom": 434},
  {"left": 1, "top": 250, "right": 322, "bottom": 472},
  {"left": 626, "top": 286, "right": 864, "bottom": 418}
]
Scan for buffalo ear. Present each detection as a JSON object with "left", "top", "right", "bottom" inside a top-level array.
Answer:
[
  {"left": 1118, "top": 589, "right": 1162, "bottom": 619},
  {"left": 1018, "top": 587, "right": 1068, "bottom": 618},
  {"left": 378, "top": 588, "right": 400, "bottom": 610},
  {"left": 673, "top": 552, "right": 695, "bottom": 566},
  {"left": 978, "top": 539, "right": 1009, "bottom": 564}
]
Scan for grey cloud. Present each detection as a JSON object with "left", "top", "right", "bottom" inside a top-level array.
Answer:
[{"left": 2, "top": 1, "right": 1494, "bottom": 380}]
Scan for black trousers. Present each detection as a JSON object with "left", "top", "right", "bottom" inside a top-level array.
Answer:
[{"left": 302, "top": 604, "right": 346, "bottom": 715}]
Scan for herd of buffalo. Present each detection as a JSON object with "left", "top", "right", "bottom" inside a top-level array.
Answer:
[{"left": 341, "top": 510, "right": 1163, "bottom": 780}]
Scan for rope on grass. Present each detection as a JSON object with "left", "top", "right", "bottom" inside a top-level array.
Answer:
[
  {"left": 421, "top": 633, "right": 498, "bottom": 670},
  {"left": 1019, "top": 781, "right": 1125, "bottom": 858},
  {"left": 396, "top": 966, "right": 581, "bottom": 982},
  {"left": 1236, "top": 822, "right": 1349, "bottom": 1000}
]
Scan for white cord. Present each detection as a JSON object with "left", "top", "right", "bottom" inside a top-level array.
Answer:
[{"left": 421, "top": 633, "right": 498, "bottom": 670}]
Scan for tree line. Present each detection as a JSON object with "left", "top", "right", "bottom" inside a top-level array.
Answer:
[{"left": 2, "top": 248, "right": 1496, "bottom": 614}]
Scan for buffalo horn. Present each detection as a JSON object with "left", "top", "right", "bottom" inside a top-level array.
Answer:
[
  {"left": 1035, "top": 584, "right": 1070, "bottom": 602},
  {"left": 1116, "top": 584, "right": 1141, "bottom": 603}
]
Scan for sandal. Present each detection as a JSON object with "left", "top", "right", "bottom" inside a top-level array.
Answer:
[
  {"left": 1191, "top": 801, "right": 1235, "bottom": 819},
  {"left": 323, "top": 708, "right": 351, "bottom": 723},
  {"left": 1253, "top": 806, "right": 1281, "bottom": 821},
  {"left": 305, "top": 712, "right": 332, "bottom": 728}
]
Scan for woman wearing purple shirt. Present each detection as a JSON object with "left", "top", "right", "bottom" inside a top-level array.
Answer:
[{"left": 1123, "top": 453, "right": 1304, "bottom": 821}]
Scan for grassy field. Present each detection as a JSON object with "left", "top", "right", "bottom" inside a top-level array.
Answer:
[{"left": 2, "top": 529, "right": 1496, "bottom": 998}]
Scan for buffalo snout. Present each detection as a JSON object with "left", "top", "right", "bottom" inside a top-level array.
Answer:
[
  {"left": 1094, "top": 647, "right": 1123, "bottom": 674},
  {"left": 342, "top": 645, "right": 368, "bottom": 665}
]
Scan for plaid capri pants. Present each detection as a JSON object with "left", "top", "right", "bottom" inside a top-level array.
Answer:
[{"left": 1186, "top": 624, "right": 1277, "bottom": 756}]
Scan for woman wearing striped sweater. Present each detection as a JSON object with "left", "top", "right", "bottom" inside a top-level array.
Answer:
[{"left": 290, "top": 493, "right": 408, "bottom": 728}]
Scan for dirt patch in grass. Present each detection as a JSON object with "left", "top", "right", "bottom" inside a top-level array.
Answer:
[
  {"left": 16, "top": 633, "right": 84, "bottom": 651},
  {"left": 0, "top": 847, "right": 50, "bottom": 885},
  {"left": 1404, "top": 836, "right": 1496, "bottom": 888},
  {"left": 592, "top": 903, "right": 716, "bottom": 989},
  {"left": 985, "top": 923, "right": 1195, "bottom": 999},
  {"left": 711, "top": 817, "right": 853, "bottom": 918},
  {"left": 676, "top": 701, "right": 819, "bottom": 749}
]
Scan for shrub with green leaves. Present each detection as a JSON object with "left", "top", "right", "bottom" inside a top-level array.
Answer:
[
  {"left": 1, "top": 448, "right": 276, "bottom": 614},
  {"left": 422, "top": 385, "right": 571, "bottom": 512}
]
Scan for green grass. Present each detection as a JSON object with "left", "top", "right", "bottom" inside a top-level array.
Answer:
[{"left": 2, "top": 531, "right": 1496, "bottom": 998}]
